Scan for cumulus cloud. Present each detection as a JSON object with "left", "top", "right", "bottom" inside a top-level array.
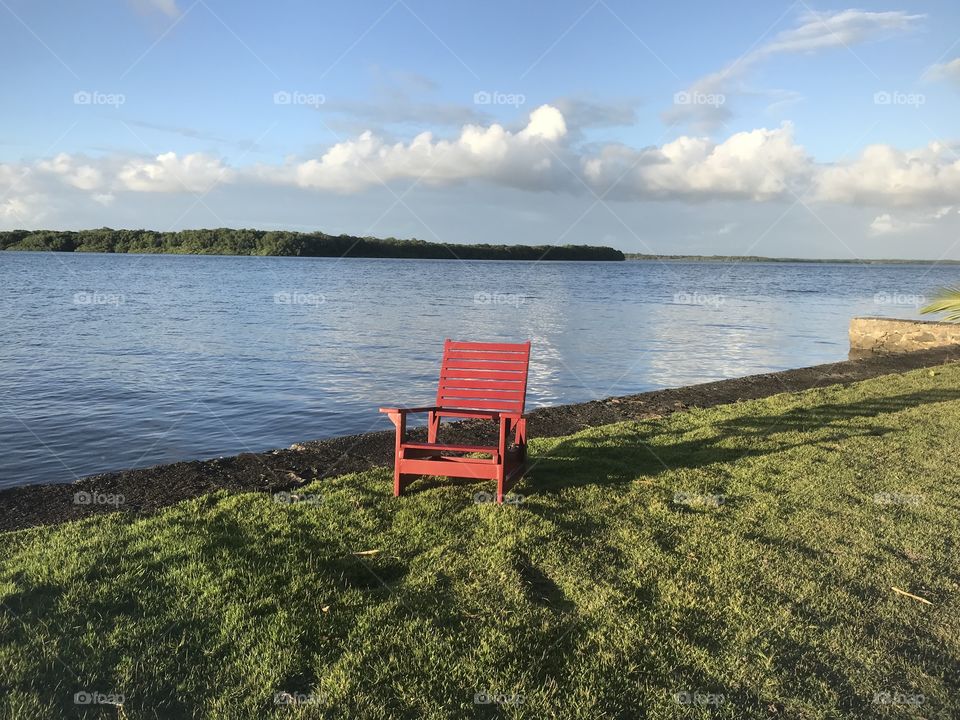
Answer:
[
  {"left": 665, "top": 9, "right": 924, "bottom": 130},
  {"left": 36, "top": 154, "right": 104, "bottom": 191},
  {"left": 3, "top": 105, "right": 960, "bottom": 225},
  {"left": 117, "top": 152, "right": 233, "bottom": 193},
  {"left": 816, "top": 142, "right": 960, "bottom": 206},
  {"left": 582, "top": 124, "right": 812, "bottom": 201},
  {"left": 257, "top": 104, "right": 571, "bottom": 193},
  {"left": 0, "top": 194, "right": 49, "bottom": 224}
]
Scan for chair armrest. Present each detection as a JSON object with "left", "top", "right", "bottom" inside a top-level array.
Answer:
[{"left": 378, "top": 406, "right": 437, "bottom": 415}]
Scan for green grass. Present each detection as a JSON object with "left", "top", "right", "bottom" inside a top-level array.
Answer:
[{"left": 3, "top": 366, "right": 960, "bottom": 719}]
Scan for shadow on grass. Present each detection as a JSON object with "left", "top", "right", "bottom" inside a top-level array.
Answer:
[
  {"left": 0, "top": 507, "right": 417, "bottom": 717},
  {"left": 522, "top": 388, "right": 960, "bottom": 496}
]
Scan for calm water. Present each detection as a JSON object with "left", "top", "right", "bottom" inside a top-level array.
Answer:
[{"left": 1, "top": 251, "right": 954, "bottom": 488}]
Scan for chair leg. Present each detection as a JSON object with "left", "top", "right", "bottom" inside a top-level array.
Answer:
[
  {"left": 389, "top": 412, "right": 408, "bottom": 497},
  {"left": 514, "top": 418, "right": 527, "bottom": 462},
  {"left": 394, "top": 466, "right": 402, "bottom": 496},
  {"left": 496, "top": 417, "right": 511, "bottom": 504}
]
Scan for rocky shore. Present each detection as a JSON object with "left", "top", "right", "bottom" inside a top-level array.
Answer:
[{"left": 3, "top": 345, "right": 959, "bottom": 533}]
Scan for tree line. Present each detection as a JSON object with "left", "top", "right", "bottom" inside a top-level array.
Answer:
[{"left": 0, "top": 228, "right": 624, "bottom": 261}]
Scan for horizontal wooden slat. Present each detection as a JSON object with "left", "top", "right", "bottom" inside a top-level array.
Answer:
[
  {"left": 447, "top": 341, "right": 529, "bottom": 353},
  {"left": 445, "top": 350, "right": 527, "bottom": 362},
  {"left": 435, "top": 407, "right": 502, "bottom": 418},
  {"left": 439, "top": 388, "right": 522, "bottom": 401},
  {"left": 403, "top": 441, "right": 497, "bottom": 454},
  {"left": 443, "top": 359, "right": 527, "bottom": 372},
  {"left": 435, "top": 409, "right": 505, "bottom": 419},
  {"left": 434, "top": 399, "right": 521, "bottom": 410},
  {"left": 441, "top": 369, "right": 526, "bottom": 382},
  {"left": 438, "top": 378, "right": 522, "bottom": 391},
  {"left": 407, "top": 453, "right": 498, "bottom": 464}
]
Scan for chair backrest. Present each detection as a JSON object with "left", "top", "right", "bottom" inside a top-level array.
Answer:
[{"left": 436, "top": 339, "right": 531, "bottom": 415}]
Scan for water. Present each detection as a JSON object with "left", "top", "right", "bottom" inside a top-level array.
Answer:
[{"left": 1, "top": 251, "right": 955, "bottom": 488}]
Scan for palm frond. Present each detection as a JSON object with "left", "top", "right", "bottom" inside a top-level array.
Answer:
[{"left": 920, "top": 286, "right": 960, "bottom": 321}]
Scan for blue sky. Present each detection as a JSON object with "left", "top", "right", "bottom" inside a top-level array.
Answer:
[{"left": 2, "top": 0, "right": 960, "bottom": 258}]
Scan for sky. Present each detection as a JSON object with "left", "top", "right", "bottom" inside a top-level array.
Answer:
[{"left": 2, "top": 0, "right": 960, "bottom": 258}]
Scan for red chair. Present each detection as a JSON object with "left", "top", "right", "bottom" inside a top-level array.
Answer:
[{"left": 379, "top": 339, "right": 531, "bottom": 503}]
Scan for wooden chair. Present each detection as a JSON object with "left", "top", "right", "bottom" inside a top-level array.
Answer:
[{"left": 379, "top": 339, "right": 531, "bottom": 503}]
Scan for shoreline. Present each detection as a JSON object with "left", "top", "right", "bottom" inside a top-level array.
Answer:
[{"left": 3, "top": 345, "right": 959, "bottom": 533}]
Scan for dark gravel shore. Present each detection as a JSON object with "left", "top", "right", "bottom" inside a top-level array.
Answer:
[{"left": 3, "top": 346, "right": 959, "bottom": 533}]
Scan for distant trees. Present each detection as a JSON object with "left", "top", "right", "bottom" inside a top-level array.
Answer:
[{"left": 0, "top": 228, "right": 625, "bottom": 261}]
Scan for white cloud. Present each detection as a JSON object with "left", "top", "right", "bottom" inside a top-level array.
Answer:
[
  {"left": 923, "top": 57, "right": 960, "bottom": 84},
  {"left": 258, "top": 104, "right": 570, "bottom": 193},
  {"left": 0, "top": 194, "right": 48, "bottom": 224},
  {"left": 4, "top": 105, "right": 960, "bottom": 225},
  {"left": 117, "top": 152, "right": 233, "bottom": 193},
  {"left": 816, "top": 141, "right": 960, "bottom": 206},
  {"left": 869, "top": 205, "right": 957, "bottom": 235},
  {"left": 759, "top": 9, "right": 922, "bottom": 55},
  {"left": 665, "top": 9, "right": 924, "bottom": 130},
  {"left": 869, "top": 213, "right": 921, "bottom": 235},
  {"left": 37, "top": 154, "right": 104, "bottom": 191},
  {"left": 583, "top": 124, "right": 812, "bottom": 201}
]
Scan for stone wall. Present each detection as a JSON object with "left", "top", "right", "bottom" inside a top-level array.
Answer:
[{"left": 850, "top": 317, "right": 960, "bottom": 354}]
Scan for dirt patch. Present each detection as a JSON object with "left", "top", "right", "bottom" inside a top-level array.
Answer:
[{"left": 2, "top": 346, "right": 959, "bottom": 533}]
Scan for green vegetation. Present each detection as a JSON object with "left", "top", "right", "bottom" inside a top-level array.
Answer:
[
  {"left": 0, "top": 228, "right": 623, "bottom": 261},
  {"left": 625, "top": 252, "right": 960, "bottom": 264},
  {"left": 921, "top": 286, "right": 960, "bottom": 321},
  {"left": 3, "top": 366, "right": 960, "bottom": 718}
]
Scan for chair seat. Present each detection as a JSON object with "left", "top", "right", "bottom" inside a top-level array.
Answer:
[{"left": 402, "top": 441, "right": 498, "bottom": 455}]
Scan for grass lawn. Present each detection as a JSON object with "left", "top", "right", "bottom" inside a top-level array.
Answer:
[{"left": 2, "top": 365, "right": 960, "bottom": 719}]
